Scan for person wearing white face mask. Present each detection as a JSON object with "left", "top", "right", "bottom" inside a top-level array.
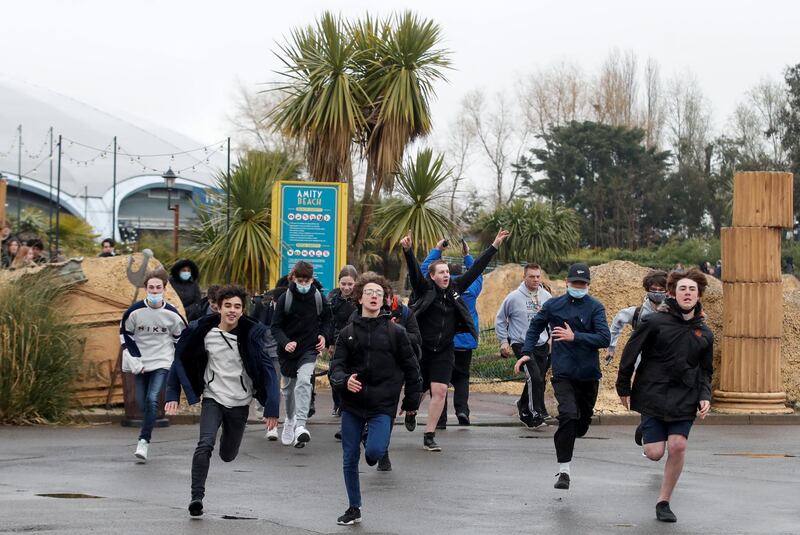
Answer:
[
  {"left": 170, "top": 259, "right": 204, "bottom": 322},
  {"left": 120, "top": 269, "right": 187, "bottom": 462},
  {"left": 515, "top": 263, "right": 610, "bottom": 490}
]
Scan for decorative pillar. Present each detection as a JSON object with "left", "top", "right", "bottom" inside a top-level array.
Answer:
[{"left": 714, "top": 172, "right": 794, "bottom": 413}]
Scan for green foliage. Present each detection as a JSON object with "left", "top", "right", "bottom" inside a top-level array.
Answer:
[
  {"left": 780, "top": 63, "right": 800, "bottom": 219},
  {"left": 472, "top": 200, "right": 580, "bottom": 270},
  {"left": 373, "top": 148, "right": 457, "bottom": 257},
  {"left": 190, "top": 151, "right": 301, "bottom": 292},
  {"left": 0, "top": 271, "right": 82, "bottom": 424},
  {"left": 13, "top": 208, "right": 98, "bottom": 256}
]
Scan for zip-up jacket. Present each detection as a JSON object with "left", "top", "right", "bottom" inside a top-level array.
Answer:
[
  {"left": 404, "top": 244, "right": 497, "bottom": 350},
  {"left": 165, "top": 314, "right": 280, "bottom": 417},
  {"left": 421, "top": 249, "right": 482, "bottom": 350},
  {"left": 329, "top": 313, "right": 422, "bottom": 419},
  {"left": 616, "top": 299, "right": 714, "bottom": 421},
  {"left": 521, "top": 292, "right": 610, "bottom": 381}
]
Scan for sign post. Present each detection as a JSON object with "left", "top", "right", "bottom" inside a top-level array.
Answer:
[{"left": 270, "top": 181, "right": 348, "bottom": 292}]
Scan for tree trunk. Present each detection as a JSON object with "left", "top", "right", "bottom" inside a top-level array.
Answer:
[{"left": 350, "top": 163, "right": 377, "bottom": 266}]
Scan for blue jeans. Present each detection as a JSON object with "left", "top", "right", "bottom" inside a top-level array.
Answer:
[
  {"left": 134, "top": 368, "right": 168, "bottom": 442},
  {"left": 341, "top": 411, "right": 392, "bottom": 508}
]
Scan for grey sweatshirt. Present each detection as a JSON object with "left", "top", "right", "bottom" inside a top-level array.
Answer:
[
  {"left": 495, "top": 282, "right": 552, "bottom": 346},
  {"left": 203, "top": 328, "right": 254, "bottom": 408},
  {"left": 609, "top": 296, "right": 658, "bottom": 349}
]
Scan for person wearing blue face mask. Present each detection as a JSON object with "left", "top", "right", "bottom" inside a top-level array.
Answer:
[
  {"left": 120, "top": 269, "right": 187, "bottom": 462},
  {"left": 170, "top": 259, "right": 204, "bottom": 322},
  {"left": 515, "top": 262, "right": 610, "bottom": 490}
]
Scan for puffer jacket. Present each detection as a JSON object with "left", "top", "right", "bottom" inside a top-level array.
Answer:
[
  {"left": 329, "top": 312, "right": 422, "bottom": 419},
  {"left": 616, "top": 298, "right": 714, "bottom": 421}
]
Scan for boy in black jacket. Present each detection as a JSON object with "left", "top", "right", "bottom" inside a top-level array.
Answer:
[
  {"left": 400, "top": 229, "right": 510, "bottom": 451},
  {"left": 329, "top": 273, "right": 422, "bottom": 526},
  {"left": 271, "top": 261, "right": 333, "bottom": 448},
  {"left": 165, "top": 285, "right": 279, "bottom": 517}
]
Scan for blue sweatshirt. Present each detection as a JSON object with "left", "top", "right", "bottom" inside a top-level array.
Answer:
[
  {"left": 521, "top": 293, "right": 610, "bottom": 381},
  {"left": 420, "top": 248, "right": 482, "bottom": 350}
]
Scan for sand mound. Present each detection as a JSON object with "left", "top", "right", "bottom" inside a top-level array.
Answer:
[{"left": 476, "top": 260, "right": 799, "bottom": 412}]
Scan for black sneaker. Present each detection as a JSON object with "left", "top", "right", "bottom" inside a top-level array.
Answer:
[
  {"left": 516, "top": 399, "right": 528, "bottom": 419},
  {"left": 456, "top": 413, "right": 470, "bottom": 426},
  {"left": 337, "top": 506, "right": 361, "bottom": 525},
  {"left": 531, "top": 416, "right": 547, "bottom": 430},
  {"left": 334, "top": 430, "right": 342, "bottom": 441},
  {"left": 423, "top": 432, "right": 441, "bottom": 452},
  {"left": 554, "top": 472, "right": 570, "bottom": 490},
  {"left": 519, "top": 413, "right": 536, "bottom": 428},
  {"left": 656, "top": 501, "right": 677, "bottom": 522},
  {"left": 404, "top": 412, "right": 416, "bottom": 432},
  {"left": 188, "top": 498, "right": 203, "bottom": 517},
  {"left": 332, "top": 407, "right": 341, "bottom": 417},
  {"left": 377, "top": 453, "right": 392, "bottom": 471},
  {"left": 634, "top": 423, "right": 643, "bottom": 446}
]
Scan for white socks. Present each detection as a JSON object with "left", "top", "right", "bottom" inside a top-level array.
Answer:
[{"left": 559, "top": 463, "right": 571, "bottom": 475}]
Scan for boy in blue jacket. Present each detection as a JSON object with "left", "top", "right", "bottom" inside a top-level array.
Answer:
[
  {"left": 516, "top": 263, "right": 610, "bottom": 490},
  {"left": 165, "top": 284, "right": 279, "bottom": 517},
  {"left": 421, "top": 239, "right": 482, "bottom": 427}
]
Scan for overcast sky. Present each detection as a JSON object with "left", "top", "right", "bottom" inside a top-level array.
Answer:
[{"left": 3, "top": 0, "right": 798, "bottom": 177}]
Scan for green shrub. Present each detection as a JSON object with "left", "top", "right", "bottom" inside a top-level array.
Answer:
[{"left": 0, "top": 272, "right": 82, "bottom": 424}]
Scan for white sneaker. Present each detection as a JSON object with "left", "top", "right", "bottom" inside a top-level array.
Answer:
[
  {"left": 134, "top": 439, "right": 149, "bottom": 462},
  {"left": 293, "top": 426, "right": 311, "bottom": 448},
  {"left": 281, "top": 419, "right": 296, "bottom": 446},
  {"left": 265, "top": 427, "right": 279, "bottom": 441}
]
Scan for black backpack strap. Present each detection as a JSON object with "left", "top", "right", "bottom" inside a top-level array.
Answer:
[{"left": 632, "top": 306, "right": 642, "bottom": 330}]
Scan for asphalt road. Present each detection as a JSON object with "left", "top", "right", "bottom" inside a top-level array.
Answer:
[{"left": 1, "top": 422, "right": 798, "bottom": 534}]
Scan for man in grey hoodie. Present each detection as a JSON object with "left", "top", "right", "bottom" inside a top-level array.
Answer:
[{"left": 496, "top": 263, "right": 552, "bottom": 429}]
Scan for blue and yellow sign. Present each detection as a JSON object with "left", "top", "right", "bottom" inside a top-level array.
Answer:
[{"left": 270, "top": 181, "right": 348, "bottom": 292}]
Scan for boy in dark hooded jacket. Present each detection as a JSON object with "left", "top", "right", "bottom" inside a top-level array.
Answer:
[
  {"left": 329, "top": 273, "right": 422, "bottom": 526},
  {"left": 170, "top": 259, "right": 203, "bottom": 322}
]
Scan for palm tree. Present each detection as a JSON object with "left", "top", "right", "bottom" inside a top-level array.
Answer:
[
  {"left": 191, "top": 151, "right": 300, "bottom": 292},
  {"left": 270, "top": 11, "right": 367, "bottom": 184},
  {"left": 350, "top": 11, "right": 451, "bottom": 262},
  {"left": 474, "top": 200, "right": 580, "bottom": 268},
  {"left": 373, "top": 148, "right": 456, "bottom": 261}
]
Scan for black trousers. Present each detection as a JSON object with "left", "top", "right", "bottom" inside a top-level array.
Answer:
[
  {"left": 438, "top": 349, "right": 473, "bottom": 425},
  {"left": 551, "top": 377, "right": 599, "bottom": 463},
  {"left": 191, "top": 398, "right": 250, "bottom": 500},
  {"left": 512, "top": 343, "right": 550, "bottom": 418}
]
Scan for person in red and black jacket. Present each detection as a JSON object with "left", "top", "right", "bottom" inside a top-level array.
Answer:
[{"left": 616, "top": 268, "right": 713, "bottom": 524}]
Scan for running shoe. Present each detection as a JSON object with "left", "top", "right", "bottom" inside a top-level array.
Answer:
[
  {"left": 554, "top": 472, "right": 570, "bottom": 490},
  {"left": 337, "top": 506, "right": 361, "bottom": 525},
  {"left": 423, "top": 432, "right": 441, "bottom": 452},
  {"left": 404, "top": 412, "right": 416, "bottom": 432},
  {"left": 188, "top": 498, "right": 203, "bottom": 517},
  {"left": 656, "top": 501, "right": 677, "bottom": 522}
]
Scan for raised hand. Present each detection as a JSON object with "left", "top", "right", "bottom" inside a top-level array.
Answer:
[
  {"left": 492, "top": 229, "right": 511, "bottom": 248},
  {"left": 400, "top": 232, "right": 413, "bottom": 251}
]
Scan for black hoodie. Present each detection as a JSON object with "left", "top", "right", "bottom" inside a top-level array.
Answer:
[
  {"left": 271, "top": 282, "right": 333, "bottom": 361},
  {"left": 169, "top": 259, "right": 203, "bottom": 321},
  {"left": 616, "top": 298, "right": 714, "bottom": 421}
]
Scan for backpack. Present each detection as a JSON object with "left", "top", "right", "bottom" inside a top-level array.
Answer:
[
  {"left": 284, "top": 287, "right": 323, "bottom": 316},
  {"left": 632, "top": 306, "right": 643, "bottom": 330}
]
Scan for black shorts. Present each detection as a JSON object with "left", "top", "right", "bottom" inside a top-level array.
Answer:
[
  {"left": 421, "top": 347, "right": 454, "bottom": 388},
  {"left": 640, "top": 415, "right": 694, "bottom": 444}
]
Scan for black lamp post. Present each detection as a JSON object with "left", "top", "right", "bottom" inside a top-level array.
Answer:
[{"left": 162, "top": 167, "right": 179, "bottom": 255}]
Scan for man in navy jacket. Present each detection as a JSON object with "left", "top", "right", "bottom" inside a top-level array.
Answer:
[
  {"left": 165, "top": 284, "right": 279, "bottom": 517},
  {"left": 516, "top": 263, "right": 610, "bottom": 491}
]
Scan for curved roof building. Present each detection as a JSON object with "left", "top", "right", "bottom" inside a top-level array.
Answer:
[{"left": 0, "top": 75, "right": 228, "bottom": 241}]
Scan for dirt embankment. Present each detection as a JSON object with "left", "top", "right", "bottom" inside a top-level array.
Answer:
[{"left": 475, "top": 261, "right": 800, "bottom": 412}]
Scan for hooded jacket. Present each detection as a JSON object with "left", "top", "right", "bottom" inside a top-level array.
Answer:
[
  {"left": 616, "top": 299, "right": 714, "bottom": 421},
  {"left": 420, "top": 249, "right": 483, "bottom": 350},
  {"left": 270, "top": 282, "right": 333, "bottom": 360},
  {"left": 404, "top": 245, "right": 497, "bottom": 351},
  {"left": 169, "top": 259, "right": 203, "bottom": 321},
  {"left": 496, "top": 282, "right": 552, "bottom": 346},
  {"left": 609, "top": 296, "right": 659, "bottom": 350},
  {"left": 328, "top": 288, "right": 358, "bottom": 344},
  {"left": 521, "top": 292, "right": 610, "bottom": 381},
  {"left": 165, "top": 314, "right": 280, "bottom": 417},
  {"left": 329, "top": 312, "right": 422, "bottom": 419}
]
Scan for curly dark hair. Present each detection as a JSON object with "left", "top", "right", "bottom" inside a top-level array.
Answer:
[
  {"left": 642, "top": 270, "right": 668, "bottom": 291},
  {"left": 353, "top": 271, "right": 392, "bottom": 303},
  {"left": 667, "top": 268, "right": 708, "bottom": 297},
  {"left": 215, "top": 284, "right": 249, "bottom": 306}
]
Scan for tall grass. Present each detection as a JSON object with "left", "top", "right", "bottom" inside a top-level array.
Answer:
[{"left": 0, "top": 271, "right": 82, "bottom": 424}]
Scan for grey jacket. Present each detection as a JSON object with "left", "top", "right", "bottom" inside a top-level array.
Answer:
[
  {"left": 609, "top": 296, "right": 658, "bottom": 350},
  {"left": 495, "top": 283, "right": 552, "bottom": 346}
]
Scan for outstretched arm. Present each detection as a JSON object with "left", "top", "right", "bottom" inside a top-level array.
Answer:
[{"left": 455, "top": 229, "right": 510, "bottom": 292}]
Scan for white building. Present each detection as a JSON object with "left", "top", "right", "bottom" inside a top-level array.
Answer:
[{"left": 0, "top": 76, "right": 227, "bottom": 242}]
